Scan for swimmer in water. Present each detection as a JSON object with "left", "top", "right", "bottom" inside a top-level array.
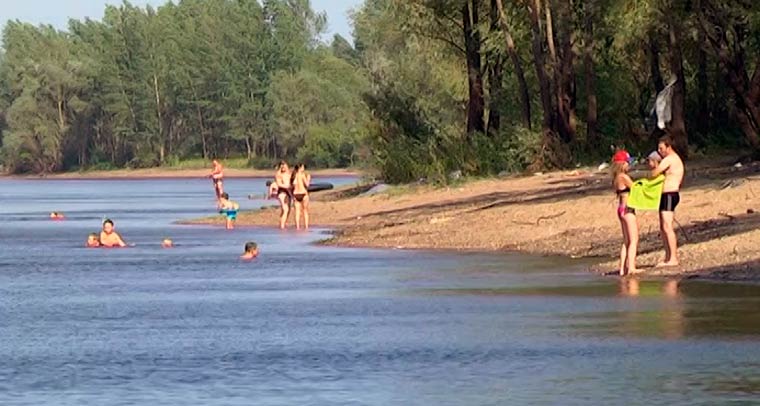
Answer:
[
  {"left": 50, "top": 212, "right": 65, "bottom": 220},
  {"left": 218, "top": 192, "right": 240, "bottom": 230},
  {"left": 86, "top": 233, "right": 101, "bottom": 248},
  {"left": 161, "top": 238, "right": 173, "bottom": 248},
  {"left": 100, "top": 219, "right": 127, "bottom": 247},
  {"left": 240, "top": 241, "right": 259, "bottom": 260}
]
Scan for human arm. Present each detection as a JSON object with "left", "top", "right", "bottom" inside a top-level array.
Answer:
[
  {"left": 651, "top": 157, "right": 670, "bottom": 178},
  {"left": 115, "top": 233, "right": 127, "bottom": 247}
]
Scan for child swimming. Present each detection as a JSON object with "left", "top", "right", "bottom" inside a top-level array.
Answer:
[
  {"left": 86, "top": 233, "right": 101, "bottom": 248},
  {"left": 240, "top": 241, "right": 259, "bottom": 260},
  {"left": 161, "top": 238, "right": 174, "bottom": 248},
  {"left": 218, "top": 192, "right": 240, "bottom": 230},
  {"left": 100, "top": 219, "right": 127, "bottom": 247}
]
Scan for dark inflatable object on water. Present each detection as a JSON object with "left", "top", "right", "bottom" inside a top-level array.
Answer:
[{"left": 264, "top": 180, "right": 333, "bottom": 192}]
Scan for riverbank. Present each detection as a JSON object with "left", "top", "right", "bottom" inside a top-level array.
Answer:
[
  {"left": 185, "top": 158, "right": 760, "bottom": 281},
  {"left": 3, "top": 167, "right": 359, "bottom": 179}
]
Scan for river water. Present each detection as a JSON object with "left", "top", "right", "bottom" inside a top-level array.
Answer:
[{"left": 1, "top": 178, "right": 759, "bottom": 405}]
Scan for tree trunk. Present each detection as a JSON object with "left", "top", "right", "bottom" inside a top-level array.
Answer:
[
  {"left": 583, "top": 0, "right": 598, "bottom": 148},
  {"left": 463, "top": 0, "right": 486, "bottom": 135},
  {"left": 494, "top": 0, "right": 531, "bottom": 129},
  {"left": 487, "top": 0, "right": 504, "bottom": 137},
  {"left": 153, "top": 73, "right": 165, "bottom": 164},
  {"left": 697, "top": 29, "right": 709, "bottom": 135},
  {"left": 527, "top": 0, "right": 553, "bottom": 132},
  {"left": 649, "top": 37, "right": 665, "bottom": 93},
  {"left": 667, "top": 18, "right": 689, "bottom": 158},
  {"left": 547, "top": 0, "right": 576, "bottom": 143},
  {"left": 245, "top": 137, "right": 253, "bottom": 160}
]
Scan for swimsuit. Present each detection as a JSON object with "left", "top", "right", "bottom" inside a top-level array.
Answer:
[
  {"left": 220, "top": 209, "right": 238, "bottom": 220},
  {"left": 659, "top": 191, "right": 680, "bottom": 212},
  {"left": 293, "top": 193, "right": 306, "bottom": 203},
  {"left": 616, "top": 188, "right": 635, "bottom": 218}
]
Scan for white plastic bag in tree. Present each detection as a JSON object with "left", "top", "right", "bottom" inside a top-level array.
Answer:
[{"left": 655, "top": 80, "right": 676, "bottom": 129}]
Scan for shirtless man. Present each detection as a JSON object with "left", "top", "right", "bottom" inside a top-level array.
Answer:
[
  {"left": 291, "top": 164, "right": 311, "bottom": 230},
  {"left": 210, "top": 160, "right": 224, "bottom": 201},
  {"left": 274, "top": 161, "right": 292, "bottom": 229},
  {"left": 651, "top": 135, "right": 684, "bottom": 267},
  {"left": 100, "top": 219, "right": 127, "bottom": 248}
]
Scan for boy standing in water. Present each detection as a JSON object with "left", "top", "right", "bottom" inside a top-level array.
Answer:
[
  {"left": 100, "top": 219, "right": 127, "bottom": 247},
  {"left": 218, "top": 192, "right": 240, "bottom": 230}
]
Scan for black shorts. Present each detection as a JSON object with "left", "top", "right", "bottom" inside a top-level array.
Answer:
[{"left": 659, "top": 192, "right": 680, "bottom": 212}]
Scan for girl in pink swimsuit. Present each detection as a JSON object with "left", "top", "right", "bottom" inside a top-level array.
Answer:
[{"left": 611, "top": 150, "right": 638, "bottom": 275}]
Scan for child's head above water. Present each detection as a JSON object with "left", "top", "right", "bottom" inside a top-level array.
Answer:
[
  {"left": 102, "top": 219, "right": 115, "bottom": 233},
  {"left": 162, "top": 238, "right": 173, "bottom": 248},
  {"left": 241, "top": 241, "right": 259, "bottom": 259},
  {"left": 86, "top": 233, "right": 100, "bottom": 247}
]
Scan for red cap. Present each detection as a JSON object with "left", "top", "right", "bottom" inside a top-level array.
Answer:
[{"left": 612, "top": 150, "right": 630, "bottom": 163}]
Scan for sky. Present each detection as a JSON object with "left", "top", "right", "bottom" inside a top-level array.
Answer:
[{"left": 0, "top": 0, "right": 364, "bottom": 41}]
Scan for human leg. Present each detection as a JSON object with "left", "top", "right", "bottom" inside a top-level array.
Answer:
[
  {"left": 624, "top": 212, "right": 639, "bottom": 273},
  {"left": 618, "top": 217, "right": 630, "bottom": 275},
  {"left": 303, "top": 195, "right": 309, "bottom": 229},
  {"left": 294, "top": 201, "right": 302, "bottom": 230},
  {"left": 658, "top": 211, "right": 679, "bottom": 266},
  {"left": 278, "top": 193, "right": 290, "bottom": 229}
]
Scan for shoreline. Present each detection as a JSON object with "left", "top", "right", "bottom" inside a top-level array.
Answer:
[
  {"left": 1, "top": 167, "right": 360, "bottom": 180},
  {"left": 183, "top": 159, "right": 760, "bottom": 281}
]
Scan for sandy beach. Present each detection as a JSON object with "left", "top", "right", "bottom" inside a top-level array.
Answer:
[{"left": 185, "top": 158, "right": 760, "bottom": 281}]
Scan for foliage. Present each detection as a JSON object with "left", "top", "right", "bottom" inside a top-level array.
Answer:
[{"left": 0, "top": 0, "right": 367, "bottom": 173}]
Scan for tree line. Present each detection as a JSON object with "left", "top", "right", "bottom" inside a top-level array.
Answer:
[
  {"left": 353, "top": 0, "right": 760, "bottom": 182},
  {"left": 1, "top": 0, "right": 759, "bottom": 182},
  {"left": 0, "top": 0, "right": 369, "bottom": 173}
]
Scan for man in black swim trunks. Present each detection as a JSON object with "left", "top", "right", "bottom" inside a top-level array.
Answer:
[{"left": 651, "top": 135, "right": 684, "bottom": 267}]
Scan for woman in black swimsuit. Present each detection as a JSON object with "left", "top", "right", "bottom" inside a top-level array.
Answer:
[{"left": 291, "top": 163, "right": 311, "bottom": 230}]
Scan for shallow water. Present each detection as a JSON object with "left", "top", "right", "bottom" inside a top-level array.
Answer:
[{"left": 1, "top": 178, "right": 759, "bottom": 405}]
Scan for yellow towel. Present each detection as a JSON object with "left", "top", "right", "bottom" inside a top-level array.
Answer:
[{"left": 627, "top": 175, "right": 665, "bottom": 211}]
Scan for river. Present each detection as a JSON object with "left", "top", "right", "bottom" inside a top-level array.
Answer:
[{"left": 0, "top": 178, "right": 759, "bottom": 405}]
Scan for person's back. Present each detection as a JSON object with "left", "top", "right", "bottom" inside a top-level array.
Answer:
[{"left": 293, "top": 170, "right": 310, "bottom": 195}]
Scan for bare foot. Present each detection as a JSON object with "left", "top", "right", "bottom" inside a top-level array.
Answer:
[{"left": 655, "top": 261, "right": 680, "bottom": 268}]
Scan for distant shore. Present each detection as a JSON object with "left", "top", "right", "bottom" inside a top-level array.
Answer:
[
  {"left": 2, "top": 167, "right": 360, "bottom": 180},
  {"left": 184, "top": 158, "right": 760, "bottom": 282}
]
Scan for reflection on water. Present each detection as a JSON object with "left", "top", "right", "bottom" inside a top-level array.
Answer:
[{"left": 1, "top": 179, "right": 759, "bottom": 405}]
